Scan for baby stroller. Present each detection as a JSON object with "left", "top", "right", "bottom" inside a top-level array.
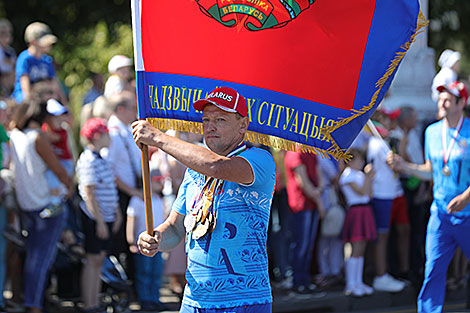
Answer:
[
  {"left": 100, "top": 255, "right": 133, "bottom": 313},
  {"left": 57, "top": 196, "right": 133, "bottom": 313}
]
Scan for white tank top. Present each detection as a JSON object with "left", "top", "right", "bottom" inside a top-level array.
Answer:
[{"left": 10, "top": 128, "right": 49, "bottom": 211}]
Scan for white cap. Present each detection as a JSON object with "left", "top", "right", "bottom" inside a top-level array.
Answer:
[
  {"left": 438, "top": 49, "right": 460, "bottom": 68},
  {"left": 46, "top": 99, "right": 68, "bottom": 116},
  {"left": 24, "top": 22, "right": 57, "bottom": 46},
  {"left": 108, "top": 55, "right": 133, "bottom": 74}
]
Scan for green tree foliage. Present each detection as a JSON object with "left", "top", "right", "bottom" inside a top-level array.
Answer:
[
  {"left": 429, "top": 0, "right": 470, "bottom": 76},
  {"left": 2, "top": 0, "right": 133, "bottom": 120},
  {"left": 52, "top": 22, "right": 134, "bottom": 120},
  {"left": 2, "top": 0, "right": 469, "bottom": 119}
]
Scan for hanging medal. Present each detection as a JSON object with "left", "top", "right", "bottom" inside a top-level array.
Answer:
[
  {"left": 441, "top": 116, "right": 463, "bottom": 177},
  {"left": 185, "top": 142, "right": 247, "bottom": 240}
]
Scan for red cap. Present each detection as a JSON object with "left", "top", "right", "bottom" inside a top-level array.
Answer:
[
  {"left": 81, "top": 118, "right": 109, "bottom": 141},
  {"left": 437, "top": 81, "right": 469, "bottom": 104},
  {"left": 193, "top": 87, "right": 247, "bottom": 117},
  {"left": 380, "top": 107, "right": 401, "bottom": 121}
]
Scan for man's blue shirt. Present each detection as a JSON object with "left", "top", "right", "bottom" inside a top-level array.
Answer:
[
  {"left": 172, "top": 146, "right": 276, "bottom": 308},
  {"left": 425, "top": 118, "right": 470, "bottom": 216}
]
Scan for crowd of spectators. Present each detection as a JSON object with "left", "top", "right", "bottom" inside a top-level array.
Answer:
[{"left": 0, "top": 17, "right": 468, "bottom": 313}]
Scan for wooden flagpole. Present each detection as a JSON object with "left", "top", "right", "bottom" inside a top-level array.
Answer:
[
  {"left": 366, "top": 119, "right": 391, "bottom": 151},
  {"left": 140, "top": 144, "right": 154, "bottom": 236}
]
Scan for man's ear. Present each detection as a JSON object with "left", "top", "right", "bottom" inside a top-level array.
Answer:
[
  {"left": 239, "top": 117, "right": 249, "bottom": 134},
  {"left": 458, "top": 97, "right": 467, "bottom": 111}
]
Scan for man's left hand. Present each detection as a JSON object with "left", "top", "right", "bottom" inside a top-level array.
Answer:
[{"left": 446, "top": 192, "right": 470, "bottom": 214}]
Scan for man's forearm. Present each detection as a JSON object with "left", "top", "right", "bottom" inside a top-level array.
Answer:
[
  {"left": 403, "top": 162, "right": 432, "bottom": 181},
  {"left": 155, "top": 216, "right": 185, "bottom": 252},
  {"left": 153, "top": 132, "right": 224, "bottom": 177}
]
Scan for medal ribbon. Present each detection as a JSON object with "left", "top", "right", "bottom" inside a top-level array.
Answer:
[
  {"left": 187, "top": 142, "right": 248, "bottom": 234},
  {"left": 442, "top": 115, "right": 464, "bottom": 168}
]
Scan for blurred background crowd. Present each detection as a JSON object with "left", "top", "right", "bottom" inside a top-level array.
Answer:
[{"left": 0, "top": 1, "right": 470, "bottom": 312}]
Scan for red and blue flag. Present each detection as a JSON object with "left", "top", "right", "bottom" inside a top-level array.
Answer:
[{"left": 131, "top": 0, "right": 426, "bottom": 159}]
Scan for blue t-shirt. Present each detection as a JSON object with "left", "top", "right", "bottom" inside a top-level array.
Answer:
[
  {"left": 12, "top": 49, "right": 56, "bottom": 103},
  {"left": 173, "top": 147, "right": 276, "bottom": 309},
  {"left": 425, "top": 118, "right": 470, "bottom": 216}
]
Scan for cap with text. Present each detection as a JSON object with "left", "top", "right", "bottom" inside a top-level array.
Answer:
[
  {"left": 437, "top": 81, "right": 469, "bottom": 104},
  {"left": 193, "top": 87, "right": 247, "bottom": 117}
]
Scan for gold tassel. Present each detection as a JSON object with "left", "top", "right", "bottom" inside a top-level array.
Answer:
[
  {"left": 146, "top": 118, "right": 346, "bottom": 160},
  {"left": 322, "top": 10, "right": 429, "bottom": 160}
]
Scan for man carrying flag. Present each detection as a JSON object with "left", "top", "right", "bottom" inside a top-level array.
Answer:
[
  {"left": 388, "top": 81, "right": 470, "bottom": 313},
  {"left": 132, "top": 87, "right": 276, "bottom": 312}
]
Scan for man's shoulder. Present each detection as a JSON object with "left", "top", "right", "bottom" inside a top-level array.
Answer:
[
  {"left": 243, "top": 146, "right": 272, "bottom": 157},
  {"left": 77, "top": 149, "right": 99, "bottom": 164},
  {"left": 283, "top": 150, "right": 301, "bottom": 165},
  {"left": 425, "top": 120, "right": 441, "bottom": 133},
  {"left": 462, "top": 118, "right": 470, "bottom": 133},
  {"left": 16, "top": 50, "right": 30, "bottom": 62},
  {"left": 241, "top": 146, "right": 275, "bottom": 166}
]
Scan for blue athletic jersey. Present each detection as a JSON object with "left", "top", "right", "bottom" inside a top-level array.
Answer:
[
  {"left": 12, "top": 49, "right": 56, "bottom": 103},
  {"left": 173, "top": 147, "right": 276, "bottom": 309},
  {"left": 425, "top": 118, "right": 470, "bottom": 216}
]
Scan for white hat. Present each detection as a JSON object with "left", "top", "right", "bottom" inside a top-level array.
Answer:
[
  {"left": 108, "top": 55, "right": 133, "bottom": 74},
  {"left": 438, "top": 49, "right": 460, "bottom": 68},
  {"left": 46, "top": 99, "right": 68, "bottom": 116},
  {"left": 24, "top": 22, "right": 57, "bottom": 46}
]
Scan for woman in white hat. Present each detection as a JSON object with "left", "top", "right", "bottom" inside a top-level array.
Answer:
[
  {"left": 431, "top": 49, "right": 461, "bottom": 102},
  {"left": 104, "top": 55, "right": 133, "bottom": 99}
]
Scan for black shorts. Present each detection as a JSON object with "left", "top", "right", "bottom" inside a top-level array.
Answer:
[{"left": 81, "top": 210, "right": 114, "bottom": 254}]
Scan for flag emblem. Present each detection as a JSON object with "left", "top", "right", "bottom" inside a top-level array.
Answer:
[{"left": 197, "top": 0, "right": 316, "bottom": 31}]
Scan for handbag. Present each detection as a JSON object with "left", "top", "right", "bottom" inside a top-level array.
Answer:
[
  {"left": 121, "top": 133, "right": 142, "bottom": 189},
  {"left": 321, "top": 188, "right": 345, "bottom": 237}
]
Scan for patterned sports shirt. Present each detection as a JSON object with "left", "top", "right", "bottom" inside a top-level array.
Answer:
[{"left": 173, "top": 146, "right": 276, "bottom": 308}]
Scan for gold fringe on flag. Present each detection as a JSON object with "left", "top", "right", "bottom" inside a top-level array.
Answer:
[
  {"left": 321, "top": 10, "right": 429, "bottom": 160},
  {"left": 147, "top": 11, "right": 428, "bottom": 161},
  {"left": 147, "top": 118, "right": 344, "bottom": 159}
]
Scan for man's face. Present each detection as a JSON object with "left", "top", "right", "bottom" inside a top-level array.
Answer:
[
  {"left": 116, "top": 66, "right": 132, "bottom": 81},
  {"left": 202, "top": 105, "right": 247, "bottom": 155},
  {"left": 119, "top": 98, "right": 138, "bottom": 125},
  {"left": 437, "top": 91, "right": 462, "bottom": 120},
  {"left": 0, "top": 26, "right": 12, "bottom": 47},
  {"left": 404, "top": 110, "right": 417, "bottom": 130}
]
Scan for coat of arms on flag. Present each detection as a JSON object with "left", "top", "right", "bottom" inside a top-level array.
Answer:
[{"left": 131, "top": 0, "right": 427, "bottom": 160}]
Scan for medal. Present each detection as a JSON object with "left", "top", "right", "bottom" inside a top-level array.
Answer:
[
  {"left": 192, "top": 218, "right": 210, "bottom": 239},
  {"left": 186, "top": 142, "right": 247, "bottom": 239},
  {"left": 207, "top": 211, "right": 217, "bottom": 234},
  {"left": 184, "top": 214, "right": 197, "bottom": 233},
  {"left": 442, "top": 166, "right": 451, "bottom": 176},
  {"left": 441, "top": 116, "right": 463, "bottom": 178}
]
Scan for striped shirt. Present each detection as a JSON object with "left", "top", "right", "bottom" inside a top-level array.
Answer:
[{"left": 76, "top": 148, "right": 119, "bottom": 222}]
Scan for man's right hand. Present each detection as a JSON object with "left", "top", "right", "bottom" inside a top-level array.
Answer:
[
  {"left": 137, "top": 230, "right": 161, "bottom": 257},
  {"left": 131, "top": 120, "right": 162, "bottom": 148},
  {"left": 386, "top": 151, "right": 404, "bottom": 172}
]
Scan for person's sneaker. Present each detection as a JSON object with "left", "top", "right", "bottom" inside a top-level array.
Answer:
[
  {"left": 345, "top": 284, "right": 365, "bottom": 297},
  {"left": 273, "top": 276, "right": 293, "bottom": 290},
  {"left": 373, "top": 273, "right": 405, "bottom": 292},
  {"left": 290, "top": 285, "right": 326, "bottom": 298},
  {"left": 358, "top": 283, "right": 374, "bottom": 295},
  {"left": 293, "top": 285, "right": 311, "bottom": 294}
]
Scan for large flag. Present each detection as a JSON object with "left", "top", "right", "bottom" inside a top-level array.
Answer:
[{"left": 131, "top": 0, "right": 426, "bottom": 160}]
